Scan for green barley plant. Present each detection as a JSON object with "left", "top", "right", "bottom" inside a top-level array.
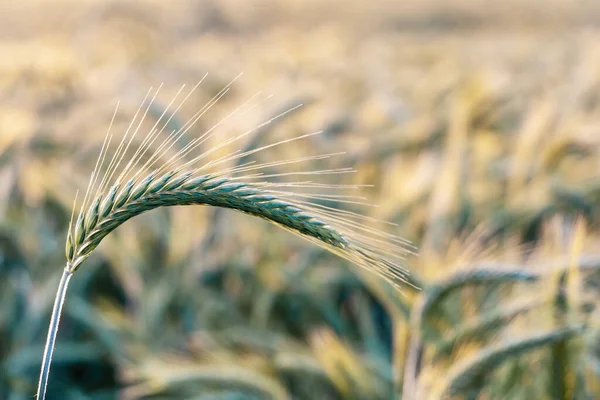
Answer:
[
  {"left": 433, "top": 326, "right": 585, "bottom": 399},
  {"left": 36, "top": 78, "right": 415, "bottom": 399},
  {"left": 399, "top": 241, "right": 599, "bottom": 399}
]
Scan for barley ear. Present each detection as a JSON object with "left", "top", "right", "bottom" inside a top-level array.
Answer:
[
  {"left": 433, "top": 326, "right": 584, "bottom": 399},
  {"left": 37, "top": 83, "right": 415, "bottom": 399}
]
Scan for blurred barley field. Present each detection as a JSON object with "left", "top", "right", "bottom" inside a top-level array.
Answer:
[{"left": 1, "top": 0, "right": 600, "bottom": 399}]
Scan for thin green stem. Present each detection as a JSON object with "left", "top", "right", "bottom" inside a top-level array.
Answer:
[{"left": 36, "top": 267, "right": 73, "bottom": 400}]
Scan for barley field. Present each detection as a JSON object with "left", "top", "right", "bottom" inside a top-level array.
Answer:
[{"left": 1, "top": 1, "right": 600, "bottom": 399}]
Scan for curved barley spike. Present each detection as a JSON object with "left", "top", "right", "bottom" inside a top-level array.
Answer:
[
  {"left": 37, "top": 79, "right": 417, "bottom": 400},
  {"left": 419, "top": 268, "right": 539, "bottom": 335},
  {"left": 65, "top": 173, "right": 361, "bottom": 273},
  {"left": 433, "top": 297, "right": 548, "bottom": 361},
  {"left": 402, "top": 267, "right": 539, "bottom": 399},
  {"left": 430, "top": 326, "right": 584, "bottom": 400}
]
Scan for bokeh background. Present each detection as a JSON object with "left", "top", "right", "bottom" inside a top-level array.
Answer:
[{"left": 1, "top": 0, "right": 600, "bottom": 399}]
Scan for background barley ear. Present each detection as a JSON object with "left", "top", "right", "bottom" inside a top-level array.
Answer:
[
  {"left": 35, "top": 81, "right": 416, "bottom": 400},
  {"left": 433, "top": 326, "right": 585, "bottom": 400}
]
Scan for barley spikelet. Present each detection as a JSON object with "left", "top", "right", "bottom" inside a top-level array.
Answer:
[{"left": 66, "top": 79, "right": 415, "bottom": 286}]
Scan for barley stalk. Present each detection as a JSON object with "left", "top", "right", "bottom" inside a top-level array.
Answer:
[{"left": 37, "top": 80, "right": 415, "bottom": 399}]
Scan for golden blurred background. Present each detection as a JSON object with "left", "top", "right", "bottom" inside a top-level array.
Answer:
[{"left": 1, "top": 1, "right": 600, "bottom": 399}]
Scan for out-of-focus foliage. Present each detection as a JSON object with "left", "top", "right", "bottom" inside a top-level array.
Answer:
[{"left": 1, "top": 0, "right": 600, "bottom": 399}]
